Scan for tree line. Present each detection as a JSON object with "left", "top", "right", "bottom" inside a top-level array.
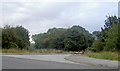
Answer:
[
  {"left": 32, "top": 25, "right": 94, "bottom": 51},
  {"left": 1, "top": 15, "right": 120, "bottom": 52},
  {"left": 2, "top": 25, "right": 30, "bottom": 49},
  {"left": 32, "top": 15, "right": 120, "bottom": 52}
]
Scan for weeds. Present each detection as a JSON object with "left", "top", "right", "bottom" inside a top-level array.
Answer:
[
  {"left": 85, "top": 51, "right": 119, "bottom": 61},
  {"left": 1, "top": 49, "right": 70, "bottom": 54}
]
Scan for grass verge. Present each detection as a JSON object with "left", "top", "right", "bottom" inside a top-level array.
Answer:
[
  {"left": 85, "top": 51, "right": 119, "bottom": 61},
  {"left": 1, "top": 49, "right": 70, "bottom": 54}
]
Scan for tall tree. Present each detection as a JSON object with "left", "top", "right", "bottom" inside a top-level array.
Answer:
[
  {"left": 92, "top": 15, "right": 120, "bottom": 52},
  {"left": 2, "top": 25, "right": 30, "bottom": 49}
]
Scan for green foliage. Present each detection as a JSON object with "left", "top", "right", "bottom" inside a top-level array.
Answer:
[
  {"left": 32, "top": 25, "right": 94, "bottom": 51},
  {"left": 2, "top": 25, "right": 30, "bottom": 49},
  {"left": 87, "top": 47, "right": 96, "bottom": 52},
  {"left": 104, "top": 23, "right": 119, "bottom": 51},
  {"left": 104, "top": 16, "right": 118, "bottom": 29},
  {"left": 64, "top": 25, "right": 93, "bottom": 51},
  {"left": 8, "top": 42, "right": 19, "bottom": 49},
  {"left": 32, "top": 28, "right": 67, "bottom": 49},
  {"left": 92, "top": 15, "right": 120, "bottom": 52},
  {"left": 15, "top": 26, "right": 30, "bottom": 49},
  {"left": 92, "top": 39, "right": 103, "bottom": 52}
]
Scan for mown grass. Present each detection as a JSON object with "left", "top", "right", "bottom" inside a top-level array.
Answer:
[
  {"left": 1, "top": 48, "right": 70, "bottom": 54},
  {"left": 85, "top": 51, "right": 119, "bottom": 61}
]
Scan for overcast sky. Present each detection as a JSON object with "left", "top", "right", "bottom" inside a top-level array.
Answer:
[{"left": 2, "top": 2, "right": 118, "bottom": 35}]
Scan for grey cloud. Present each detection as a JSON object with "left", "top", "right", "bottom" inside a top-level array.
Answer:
[{"left": 2, "top": 2, "right": 118, "bottom": 34}]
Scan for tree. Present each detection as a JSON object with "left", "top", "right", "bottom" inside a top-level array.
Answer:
[
  {"left": 2, "top": 26, "right": 18, "bottom": 49},
  {"left": 64, "top": 25, "right": 93, "bottom": 51},
  {"left": 104, "top": 16, "right": 118, "bottom": 29},
  {"left": 2, "top": 25, "right": 30, "bottom": 49},
  {"left": 92, "top": 31, "right": 101, "bottom": 39},
  {"left": 15, "top": 26, "right": 30, "bottom": 49},
  {"left": 92, "top": 15, "right": 120, "bottom": 52},
  {"left": 104, "top": 23, "right": 119, "bottom": 51}
]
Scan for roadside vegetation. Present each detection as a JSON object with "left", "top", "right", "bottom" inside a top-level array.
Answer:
[
  {"left": 90, "top": 16, "right": 120, "bottom": 52},
  {"left": 86, "top": 16, "right": 120, "bottom": 61},
  {"left": 2, "top": 48, "right": 71, "bottom": 54},
  {"left": 85, "top": 51, "right": 119, "bottom": 61}
]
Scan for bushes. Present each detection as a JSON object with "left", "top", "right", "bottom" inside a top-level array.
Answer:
[
  {"left": 87, "top": 47, "right": 96, "bottom": 52},
  {"left": 92, "top": 39, "right": 103, "bottom": 52},
  {"left": 104, "top": 38, "right": 117, "bottom": 51},
  {"left": 8, "top": 42, "right": 19, "bottom": 49}
]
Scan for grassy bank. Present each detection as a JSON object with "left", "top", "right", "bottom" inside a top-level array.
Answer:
[
  {"left": 85, "top": 51, "right": 119, "bottom": 61},
  {"left": 2, "top": 49, "right": 70, "bottom": 54}
]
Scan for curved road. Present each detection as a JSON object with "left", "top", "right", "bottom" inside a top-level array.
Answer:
[{"left": 2, "top": 55, "right": 110, "bottom": 69}]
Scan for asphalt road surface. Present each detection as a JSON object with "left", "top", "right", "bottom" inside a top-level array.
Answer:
[{"left": 2, "top": 56, "right": 110, "bottom": 69}]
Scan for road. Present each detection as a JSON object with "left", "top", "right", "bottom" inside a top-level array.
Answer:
[{"left": 2, "top": 56, "right": 110, "bottom": 69}]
